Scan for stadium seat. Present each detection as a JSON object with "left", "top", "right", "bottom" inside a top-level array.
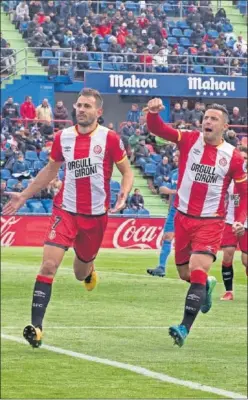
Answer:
[
  {"left": 39, "top": 151, "right": 49, "bottom": 163},
  {"left": 17, "top": 206, "right": 31, "bottom": 215},
  {"left": 33, "top": 160, "right": 44, "bottom": 172},
  {"left": 144, "top": 163, "right": 156, "bottom": 176},
  {"left": 179, "top": 37, "right": 191, "bottom": 47},
  {"left": 1, "top": 168, "right": 11, "bottom": 180},
  {"left": 110, "top": 193, "right": 117, "bottom": 207},
  {"left": 177, "top": 20, "right": 189, "bottom": 29},
  {"left": 123, "top": 208, "right": 137, "bottom": 216},
  {"left": 89, "top": 61, "right": 101, "bottom": 70},
  {"left": 58, "top": 170, "right": 65, "bottom": 180},
  {"left": 22, "top": 179, "right": 30, "bottom": 188},
  {"left": 25, "top": 151, "right": 39, "bottom": 162},
  {"left": 7, "top": 178, "right": 19, "bottom": 189},
  {"left": 103, "top": 62, "right": 115, "bottom": 71},
  {"left": 41, "top": 199, "right": 53, "bottom": 212},
  {"left": 168, "top": 21, "right": 176, "bottom": 29},
  {"left": 99, "top": 43, "right": 109, "bottom": 52},
  {"left": 125, "top": 1, "right": 138, "bottom": 12},
  {"left": 172, "top": 28, "right": 183, "bottom": 38},
  {"left": 184, "top": 29, "right": 193, "bottom": 38},
  {"left": 204, "top": 66, "right": 216, "bottom": 74},
  {"left": 167, "top": 36, "right": 178, "bottom": 46},
  {"left": 151, "top": 154, "right": 162, "bottom": 163},
  {"left": 110, "top": 180, "right": 120, "bottom": 193},
  {"left": 192, "top": 65, "right": 204, "bottom": 74},
  {"left": 137, "top": 208, "right": 150, "bottom": 216},
  {"left": 27, "top": 200, "right": 47, "bottom": 214},
  {"left": 0, "top": 150, "right": 6, "bottom": 160},
  {"left": 48, "top": 59, "right": 58, "bottom": 66},
  {"left": 207, "top": 30, "right": 219, "bottom": 39}
]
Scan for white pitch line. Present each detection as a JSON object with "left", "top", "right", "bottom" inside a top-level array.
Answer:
[
  {"left": 2, "top": 326, "right": 247, "bottom": 331},
  {"left": 2, "top": 263, "right": 247, "bottom": 287},
  {"left": 2, "top": 333, "right": 246, "bottom": 400}
]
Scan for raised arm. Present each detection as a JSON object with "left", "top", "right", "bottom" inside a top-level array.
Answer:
[{"left": 145, "top": 98, "right": 182, "bottom": 144}]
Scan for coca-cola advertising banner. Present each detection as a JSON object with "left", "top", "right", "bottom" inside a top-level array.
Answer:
[{"left": 1, "top": 216, "right": 164, "bottom": 249}]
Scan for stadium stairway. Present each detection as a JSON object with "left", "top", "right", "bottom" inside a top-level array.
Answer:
[
  {"left": 112, "top": 165, "right": 168, "bottom": 217},
  {"left": 211, "top": 0, "right": 247, "bottom": 37},
  {"left": 1, "top": 9, "right": 46, "bottom": 89}
]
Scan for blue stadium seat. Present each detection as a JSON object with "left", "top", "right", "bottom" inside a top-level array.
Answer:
[
  {"left": 7, "top": 178, "right": 19, "bottom": 189},
  {"left": 179, "top": 37, "right": 191, "bottom": 47},
  {"left": 25, "top": 151, "right": 39, "bottom": 162},
  {"left": 41, "top": 199, "right": 53, "bottom": 212},
  {"left": 27, "top": 200, "right": 47, "bottom": 214},
  {"left": 125, "top": 1, "right": 138, "bottom": 11},
  {"left": 167, "top": 36, "right": 178, "bottom": 46},
  {"left": 22, "top": 179, "right": 30, "bottom": 188},
  {"left": 99, "top": 43, "right": 109, "bottom": 52},
  {"left": 104, "top": 34, "right": 112, "bottom": 43},
  {"left": 207, "top": 30, "right": 219, "bottom": 39},
  {"left": 168, "top": 21, "right": 176, "bottom": 29},
  {"left": 39, "top": 151, "right": 49, "bottom": 162},
  {"left": 110, "top": 180, "right": 120, "bottom": 193},
  {"left": 103, "top": 62, "right": 115, "bottom": 71},
  {"left": 151, "top": 154, "right": 162, "bottom": 163},
  {"left": 137, "top": 208, "right": 150, "bottom": 216},
  {"left": 1, "top": 168, "right": 11, "bottom": 180},
  {"left": 0, "top": 150, "right": 6, "bottom": 160},
  {"left": 110, "top": 193, "right": 117, "bottom": 207},
  {"left": 192, "top": 65, "right": 204, "bottom": 74},
  {"left": 55, "top": 50, "right": 64, "bottom": 58},
  {"left": 58, "top": 170, "right": 65, "bottom": 180},
  {"left": 144, "top": 163, "right": 156, "bottom": 176},
  {"left": 178, "top": 46, "right": 186, "bottom": 55},
  {"left": 17, "top": 206, "right": 31, "bottom": 215},
  {"left": 33, "top": 160, "right": 44, "bottom": 172},
  {"left": 48, "top": 59, "right": 58, "bottom": 66},
  {"left": 89, "top": 61, "right": 101, "bottom": 70},
  {"left": 204, "top": 66, "right": 216, "bottom": 74},
  {"left": 184, "top": 29, "right": 193, "bottom": 38},
  {"left": 177, "top": 20, "right": 189, "bottom": 29},
  {"left": 172, "top": 28, "right": 183, "bottom": 38},
  {"left": 123, "top": 208, "right": 137, "bottom": 216}
]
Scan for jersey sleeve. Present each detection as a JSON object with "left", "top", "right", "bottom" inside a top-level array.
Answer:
[
  {"left": 229, "top": 150, "right": 247, "bottom": 224},
  {"left": 50, "top": 131, "right": 64, "bottom": 162},
  {"left": 108, "top": 131, "right": 127, "bottom": 164},
  {"left": 146, "top": 112, "right": 198, "bottom": 147}
]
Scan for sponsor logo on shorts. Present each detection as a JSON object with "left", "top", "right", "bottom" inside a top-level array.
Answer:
[
  {"left": 219, "top": 157, "right": 227, "bottom": 167},
  {"left": 49, "top": 230, "right": 56, "bottom": 240},
  {"left": 93, "top": 145, "right": 102, "bottom": 154}
]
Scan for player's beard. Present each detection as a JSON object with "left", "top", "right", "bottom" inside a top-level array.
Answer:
[{"left": 77, "top": 115, "right": 96, "bottom": 127}]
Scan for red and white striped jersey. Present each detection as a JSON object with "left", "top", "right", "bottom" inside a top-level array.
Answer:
[
  {"left": 50, "top": 124, "right": 126, "bottom": 215},
  {"left": 147, "top": 113, "right": 247, "bottom": 220},
  {"left": 226, "top": 181, "right": 248, "bottom": 228}
]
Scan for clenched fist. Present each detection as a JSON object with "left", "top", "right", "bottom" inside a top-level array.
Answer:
[{"left": 145, "top": 98, "right": 165, "bottom": 114}]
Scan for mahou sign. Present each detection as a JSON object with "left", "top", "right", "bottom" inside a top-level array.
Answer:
[{"left": 0, "top": 216, "right": 164, "bottom": 249}]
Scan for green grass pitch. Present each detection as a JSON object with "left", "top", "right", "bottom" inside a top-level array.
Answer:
[{"left": 1, "top": 247, "right": 247, "bottom": 399}]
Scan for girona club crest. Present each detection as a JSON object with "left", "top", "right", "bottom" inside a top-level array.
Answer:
[
  {"left": 93, "top": 145, "right": 102, "bottom": 154},
  {"left": 48, "top": 230, "right": 56, "bottom": 240},
  {"left": 219, "top": 157, "right": 227, "bottom": 167}
]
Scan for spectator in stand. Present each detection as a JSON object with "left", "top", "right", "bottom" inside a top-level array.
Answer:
[
  {"left": 170, "top": 103, "right": 184, "bottom": 123},
  {"left": 181, "top": 100, "right": 191, "bottom": 123},
  {"left": 127, "top": 104, "right": 141, "bottom": 124},
  {"left": 0, "top": 180, "right": 9, "bottom": 213},
  {"left": 1, "top": 43, "right": 16, "bottom": 73},
  {"left": 233, "top": 35, "right": 247, "bottom": 53},
  {"left": 20, "top": 96, "right": 36, "bottom": 123},
  {"left": 0, "top": 32, "right": 7, "bottom": 48},
  {"left": 12, "top": 181, "right": 24, "bottom": 192},
  {"left": 134, "top": 138, "right": 151, "bottom": 164},
  {"left": 15, "top": 1, "right": 29, "bottom": 24},
  {"left": 43, "top": 0, "right": 57, "bottom": 20},
  {"left": 121, "top": 120, "right": 135, "bottom": 137},
  {"left": 4, "top": 142, "right": 19, "bottom": 170},
  {"left": 53, "top": 100, "right": 69, "bottom": 128},
  {"left": 154, "top": 156, "right": 171, "bottom": 187},
  {"left": 2, "top": 97, "right": 19, "bottom": 119},
  {"left": 229, "top": 107, "right": 245, "bottom": 134},
  {"left": 36, "top": 99, "right": 53, "bottom": 125},
  {"left": 129, "top": 128, "right": 143, "bottom": 160},
  {"left": 42, "top": 16, "right": 57, "bottom": 36},
  {"left": 223, "top": 129, "right": 238, "bottom": 147},
  {"left": 28, "top": 1, "right": 43, "bottom": 20},
  {"left": 130, "top": 188, "right": 144, "bottom": 210},
  {"left": 189, "top": 102, "right": 204, "bottom": 123}
]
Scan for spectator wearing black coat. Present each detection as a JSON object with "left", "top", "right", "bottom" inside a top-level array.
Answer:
[
  {"left": 170, "top": 103, "right": 184, "bottom": 123},
  {"left": 223, "top": 130, "right": 238, "bottom": 147},
  {"left": 130, "top": 188, "right": 144, "bottom": 210},
  {"left": 2, "top": 97, "right": 19, "bottom": 119}
]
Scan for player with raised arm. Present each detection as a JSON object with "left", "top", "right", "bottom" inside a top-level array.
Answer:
[
  {"left": 220, "top": 147, "right": 247, "bottom": 300},
  {"left": 147, "top": 156, "right": 179, "bottom": 277},
  {"left": 145, "top": 98, "right": 247, "bottom": 347},
  {"left": 3, "top": 88, "right": 134, "bottom": 348}
]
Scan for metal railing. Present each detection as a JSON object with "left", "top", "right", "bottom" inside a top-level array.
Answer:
[{"left": 1, "top": 47, "right": 247, "bottom": 80}]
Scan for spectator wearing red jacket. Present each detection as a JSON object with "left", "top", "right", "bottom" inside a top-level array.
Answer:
[
  {"left": 137, "top": 14, "right": 149, "bottom": 29},
  {"left": 20, "top": 96, "right": 36, "bottom": 121}
]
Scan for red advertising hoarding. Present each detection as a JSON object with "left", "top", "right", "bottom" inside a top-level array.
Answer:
[{"left": 0, "top": 216, "right": 165, "bottom": 249}]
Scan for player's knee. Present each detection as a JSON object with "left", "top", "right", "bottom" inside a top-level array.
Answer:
[
  {"left": 74, "top": 261, "right": 92, "bottom": 281},
  {"left": 223, "top": 248, "right": 235, "bottom": 264},
  {"left": 241, "top": 253, "right": 248, "bottom": 268},
  {"left": 40, "top": 259, "right": 59, "bottom": 276}
]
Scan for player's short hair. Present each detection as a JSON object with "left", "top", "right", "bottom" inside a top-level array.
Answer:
[
  {"left": 206, "top": 103, "right": 229, "bottom": 123},
  {"left": 78, "top": 88, "right": 103, "bottom": 108}
]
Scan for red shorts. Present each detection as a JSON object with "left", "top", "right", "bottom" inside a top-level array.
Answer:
[
  {"left": 174, "top": 211, "right": 225, "bottom": 265},
  {"left": 44, "top": 207, "right": 108, "bottom": 262},
  {"left": 221, "top": 223, "right": 248, "bottom": 253}
]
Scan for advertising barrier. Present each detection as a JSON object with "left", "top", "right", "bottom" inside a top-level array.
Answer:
[{"left": 0, "top": 216, "right": 164, "bottom": 250}]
